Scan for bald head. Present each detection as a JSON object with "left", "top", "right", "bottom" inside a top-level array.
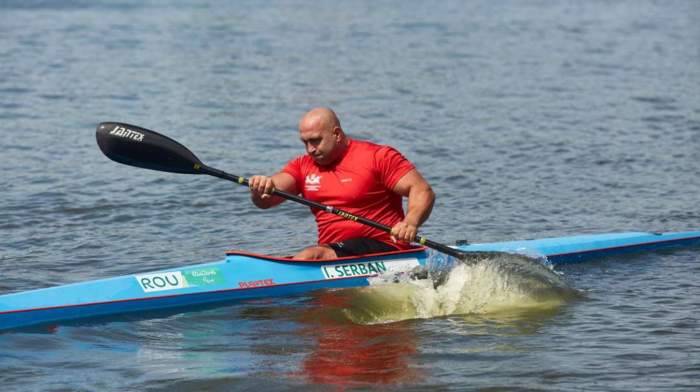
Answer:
[
  {"left": 299, "top": 107, "right": 341, "bottom": 132},
  {"left": 298, "top": 107, "right": 348, "bottom": 166}
]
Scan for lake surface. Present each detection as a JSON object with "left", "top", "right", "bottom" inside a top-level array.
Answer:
[{"left": 1, "top": 0, "right": 699, "bottom": 390}]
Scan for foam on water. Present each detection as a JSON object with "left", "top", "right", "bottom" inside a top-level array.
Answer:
[{"left": 337, "top": 253, "right": 581, "bottom": 325}]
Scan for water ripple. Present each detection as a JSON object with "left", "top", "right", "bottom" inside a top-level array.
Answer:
[{"left": 1, "top": 0, "right": 699, "bottom": 390}]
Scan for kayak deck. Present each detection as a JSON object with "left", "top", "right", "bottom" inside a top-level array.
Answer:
[
  {"left": 459, "top": 231, "right": 700, "bottom": 263},
  {"left": 1, "top": 231, "right": 699, "bottom": 331}
]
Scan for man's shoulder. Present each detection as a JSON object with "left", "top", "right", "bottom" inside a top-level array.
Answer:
[
  {"left": 349, "top": 139, "right": 399, "bottom": 155},
  {"left": 351, "top": 138, "right": 407, "bottom": 160},
  {"left": 350, "top": 138, "right": 382, "bottom": 149}
]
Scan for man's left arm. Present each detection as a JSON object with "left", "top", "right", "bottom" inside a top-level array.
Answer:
[{"left": 391, "top": 169, "right": 436, "bottom": 243}]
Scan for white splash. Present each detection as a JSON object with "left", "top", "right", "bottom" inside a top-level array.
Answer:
[{"left": 340, "top": 253, "right": 580, "bottom": 325}]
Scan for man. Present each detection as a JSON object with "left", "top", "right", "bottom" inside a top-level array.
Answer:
[{"left": 249, "top": 107, "right": 435, "bottom": 259}]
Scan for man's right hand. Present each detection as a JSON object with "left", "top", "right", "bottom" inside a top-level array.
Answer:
[
  {"left": 248, "top": 175, "right": 275, "bottom": 200},
  {"left": 247, "top": 172, "right": 297, "bottom": 209}
]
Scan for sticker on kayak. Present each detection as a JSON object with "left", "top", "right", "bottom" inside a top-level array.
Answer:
[
  {"left": 136, "top": 267, "right": 224, "bottom": 293},
  {"left": 321, "top": 258, "right": 419, "bottom": 279}
]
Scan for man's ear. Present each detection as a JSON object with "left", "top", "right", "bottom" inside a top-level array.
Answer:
[{"left": 333, "top": 127, "right": 343, "bottom": 142}]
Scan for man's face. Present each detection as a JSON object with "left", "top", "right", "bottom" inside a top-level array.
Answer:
[{"left": 299, "top": 124, "right": 339, "bottom": 166}]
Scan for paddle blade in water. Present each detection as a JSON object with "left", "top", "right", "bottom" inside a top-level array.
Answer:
[{"left": 96, "top": 122, "right": 204, "bottom": 174}]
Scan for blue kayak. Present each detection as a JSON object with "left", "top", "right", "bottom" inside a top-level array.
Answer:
[{"left": 1, "top": 231, "right": 698, "bottom": 331}]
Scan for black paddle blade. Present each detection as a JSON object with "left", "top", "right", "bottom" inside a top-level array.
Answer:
[{"left": 96, "top": 122, "right": 204, "bottom": 174}]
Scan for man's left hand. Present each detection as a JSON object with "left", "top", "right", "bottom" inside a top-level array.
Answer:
[{"left": 390, "top": 221, "right": 418, "bottom": 244}]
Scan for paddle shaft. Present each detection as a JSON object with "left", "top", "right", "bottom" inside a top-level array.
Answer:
[{"left": 198, "top": 164, "right": 465, "bottom": 259}]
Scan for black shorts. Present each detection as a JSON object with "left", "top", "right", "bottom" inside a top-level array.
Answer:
[{"left": 327, "top": 237, "right": 400, "bottom": 257}]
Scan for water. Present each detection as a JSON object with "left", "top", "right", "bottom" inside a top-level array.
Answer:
[{"left": 1, "top": 0, "right": 699, "bottom": 390}]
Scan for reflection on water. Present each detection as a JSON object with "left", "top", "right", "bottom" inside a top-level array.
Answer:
[
  {"left": 295, "top": 292, "right": 422, "bottom": 387},
  {"left": 443, "top": 306, "right": 571, "bottom": 338}
]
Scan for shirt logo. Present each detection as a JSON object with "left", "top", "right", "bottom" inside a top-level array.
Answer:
[{"left": 305, "top": 174, "right": 322, "bottom": 191}]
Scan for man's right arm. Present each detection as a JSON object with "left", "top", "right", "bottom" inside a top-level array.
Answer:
[{"left": 249, "top": 172, "right": 298, "bottom": 209}]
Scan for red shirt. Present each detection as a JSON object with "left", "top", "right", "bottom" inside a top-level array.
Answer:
[{"left": 283, "top": 139, "right": 415, "bottom": 248}]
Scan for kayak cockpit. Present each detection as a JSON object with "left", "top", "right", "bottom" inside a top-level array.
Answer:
[{"left": 224, "top": 246, "right": 428, "bottom": 263}]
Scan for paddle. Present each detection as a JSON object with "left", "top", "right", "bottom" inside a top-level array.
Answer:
[{"left": 96, "top": 122, "right": 524, "bottom": 264}]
